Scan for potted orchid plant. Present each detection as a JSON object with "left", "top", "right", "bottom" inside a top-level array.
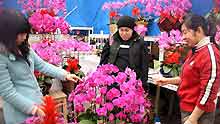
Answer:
[
  {"left": 68, "top": 64, "right": 151, "bottom": 124},
  {"left": 157, "top": 29, "right": 186, "bottom": 77}
]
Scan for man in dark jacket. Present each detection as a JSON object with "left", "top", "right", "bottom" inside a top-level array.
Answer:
[{"left": 100, "top": 16, "right": 149, "bottom": 91}]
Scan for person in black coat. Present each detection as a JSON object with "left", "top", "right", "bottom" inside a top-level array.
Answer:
[{"left": 100, "top": 16, "right": 149, "bottom": 90}]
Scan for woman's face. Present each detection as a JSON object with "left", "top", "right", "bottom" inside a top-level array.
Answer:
[
  {"left": 16, "top": 33, "right": 27, "bottom": 45},
  {"left": 181, "top": 24, "right": 199, "bottom": 48},
  {"left": 119, "top": 27, "right": 133, "bottom": 41}
]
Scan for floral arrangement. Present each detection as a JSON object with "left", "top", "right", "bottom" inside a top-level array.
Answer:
[
  {"left": 68, "top": 64, "right": 151, "bottom": 124},
  {"left": 17, "top": 0, "right": 69, "bottom": 34},
  {"left": 24, "top": 96, "right": 65, "bottom": 124},
  {"left": 102, "top": 1, "right": 126, "bottom": 24},
  {"left": 28, "top": 9, "right": 69, "bottom": 34},
  {"left": 17, "top": 0, "right": 66, "bottom": 15},
  {"left": 151, "top": 0, "right": 191, "bottom": 31},
  {"left": 63, "top": 58, "right": 85, "bottom": 78},
  {"left": 31, "top": 39, "right": 91, "bottom": 65},
  {"left": 157, "top": 29, "right": 185, "bottom": 77},
  {"left": 215, "top": 25, "right": 220, "bottom": 45}
]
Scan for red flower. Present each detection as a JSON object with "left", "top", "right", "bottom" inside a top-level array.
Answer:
[
  {"left": 41, "top": 96, "right": 60, "bottom": 124},
  {"left": 132, "top": 6, "right": 140, "bottom": 17},
  {"left": 66, "top": 58, "right": 79, "bottom": 73},
  {"left": 40, "top": 8, "right": 55, "bottom": 17},
  {"left": 109, "top": 11, "right": 117, "bottom": 18},
  {"left": 34, "top": 70, "right": 41, "bottom": 78},
  {"left": 40, "top": 8, "right": 49, "bottom": 15},
  {"left": 164, "top": 51, "right": 181, "bottom": 65},
  {"left": 47, "top": 9, "right": 56, "bottom": 17}
]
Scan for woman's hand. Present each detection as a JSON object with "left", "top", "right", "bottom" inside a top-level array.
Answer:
[
  {"left": 65, "top": 73, "right": 82, "bottom": 83},
  {"left": 154, "top": 76, "right": 181, "bottom": 86},
  {"left": 35, "top": 107, "right": 45, "bottom": 117},
  {"left": 32, "top": 106, "right": 45, "bottom": 117},
  {"left": 154, "top": 77, "right": 170, "bottom": 86}
]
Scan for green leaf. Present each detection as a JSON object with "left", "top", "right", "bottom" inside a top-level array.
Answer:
[
  {"left": 79, "top": 120, "right": 96, "bottom": 124},
  {"left": 162, "top": 66, "right": 172, "bottom": 73}
]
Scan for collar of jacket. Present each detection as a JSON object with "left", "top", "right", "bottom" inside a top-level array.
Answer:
[
  {"left": 108, "top": 32, "right": 141, "bottom": 68},
  {"left": 112, "top": 31, "right": 140, "bottom": 44},
  {"left": 192, "top": 36, "right": 211, "bottom": 54}
]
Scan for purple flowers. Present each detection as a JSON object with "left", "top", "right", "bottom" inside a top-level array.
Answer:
[{"left": 68, "top": 64, "right": 151, "bottom": 123}]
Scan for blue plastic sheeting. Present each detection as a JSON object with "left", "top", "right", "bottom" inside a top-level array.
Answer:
[{"left": 2, "top": 0, "right": 214, "bottom": 35}]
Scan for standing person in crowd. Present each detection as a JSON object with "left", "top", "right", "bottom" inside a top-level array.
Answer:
[
  {"left": 155, "top": 14, "right": 220, "bottom": 124},
  {"left": 100, "top": 15, "right": 149, "bottom": 90},
  {"left": 0, "top": 9, "right": 80, "bottom": 124}
]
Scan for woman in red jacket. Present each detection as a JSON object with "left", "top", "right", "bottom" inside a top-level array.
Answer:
[{"left": 156, "top": 14, "right": 220, "bottom": 124}]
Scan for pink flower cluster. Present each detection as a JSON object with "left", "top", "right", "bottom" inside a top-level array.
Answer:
[
  {"left": 157, "top": 29, "right": 183, "bottom": 49},
  {"left": 17, "top": 0, "right": 66, "bottom": 15},
  {"left": 134, "top": 25, "right": 148, "bottom": 36},
  {"left": 102, "top": 0, "right": 191, "bottom": 19},
  {"left": 215, "top": 25, "right": 220, "bottom": 45},
  {"left": 31, "top": 39, "right": 91, "bottom": 65},
  {"left": 28, "top": 10, "right": 69, "bottom": 34},
  {"left": 102, "top": 1, "right": 127, "bottom": 10},
  {"left": 24, "top": 116, "right": 65, "bottom": 124},
  {"left": 68, "top": 64, "right": 151, "bottom": 123}
]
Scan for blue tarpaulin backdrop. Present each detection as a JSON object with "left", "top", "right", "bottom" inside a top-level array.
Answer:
[{"left": 2, "top": 0, "right": 214, "bottom": 35}]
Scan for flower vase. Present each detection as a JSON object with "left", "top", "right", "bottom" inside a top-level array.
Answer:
[{"left": 62, "top": 80, "right": 76, "bottom": 95}]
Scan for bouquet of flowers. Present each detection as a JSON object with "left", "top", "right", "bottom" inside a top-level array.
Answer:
[
  {"left": 68, "top": 64, "right": 151, "bottom": 124},
  {"left": 157, "top": 29, "right": 186, "bottom": 77},
  {"left": 24, "top": 96, "right": 65, "bottom": 124}
]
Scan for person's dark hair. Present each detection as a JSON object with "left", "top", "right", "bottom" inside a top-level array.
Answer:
[
  {"left": 183, "top": 14, "right": 209, "bottom": 35},
  {"left": 183, "top": 13, "right": 219, "bottom": 49},
  {"left": 0, "top": 9, "right": 31, "bottom": 65}
]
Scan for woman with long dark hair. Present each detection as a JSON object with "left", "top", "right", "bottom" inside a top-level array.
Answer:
[
  {"left": 155, "top": 14, "right": 220, "bottom": 124},
  {"left": 0, "top": 9, "right": 80, "bottom": 124}
]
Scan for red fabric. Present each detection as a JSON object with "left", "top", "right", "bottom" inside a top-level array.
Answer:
[{"left": 178, "top": 44, "right": 220, "bottom": 112}]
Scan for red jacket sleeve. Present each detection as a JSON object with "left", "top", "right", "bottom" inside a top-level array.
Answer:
[{"left": 196, "top": 45, "right": 220, "bottom": 112}]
